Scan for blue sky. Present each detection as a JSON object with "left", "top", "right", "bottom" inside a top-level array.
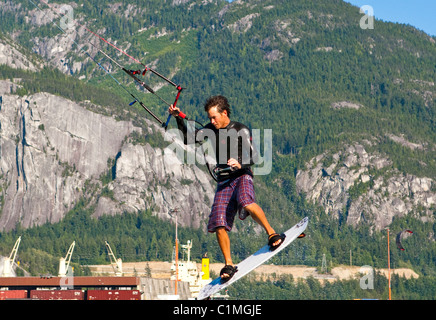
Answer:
[{"left": 344, "top": 0, "right": 435, "bottom": 36}]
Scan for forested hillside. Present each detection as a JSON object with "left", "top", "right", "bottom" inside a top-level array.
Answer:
[
  {"left": 2, "top": 0, "right": 435, "bottom": 172},
  {"left": 0, "top": 0, "right": 435, "bottom": 298}
]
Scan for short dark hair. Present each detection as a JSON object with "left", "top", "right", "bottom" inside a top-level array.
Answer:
[{"left": 204, "top": 95, "right": 231, "bottom": 117}]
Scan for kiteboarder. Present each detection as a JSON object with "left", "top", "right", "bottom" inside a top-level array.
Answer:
[{"left": 169, "top": 95, "right": 285, "bottom": 282}]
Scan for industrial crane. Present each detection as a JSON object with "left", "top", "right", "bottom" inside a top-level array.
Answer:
[
  {"left": 105, "top": 241, "right": 123, "bottom": 277},
  {"left": 58, "top": 241, "right": 75, "bottom": 277},
  {"left": 1, "top": 236, "right": 21, "bottom": 277}
]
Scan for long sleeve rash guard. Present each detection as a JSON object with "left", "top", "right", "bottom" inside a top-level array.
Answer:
[{"left": 175, "top": 116, "right": 259, "bottom": 182}]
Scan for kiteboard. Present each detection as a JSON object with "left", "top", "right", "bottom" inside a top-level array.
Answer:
[{"left": 197, "top": 216, "right": 309, "bottom": 300}]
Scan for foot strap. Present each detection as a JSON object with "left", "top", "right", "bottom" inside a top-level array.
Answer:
[
  {"left": 220, "top": 265, "right": 238, "bottom": 283},
  {"left": 268, "top": 233, "right": 286, "bottom": 251}
]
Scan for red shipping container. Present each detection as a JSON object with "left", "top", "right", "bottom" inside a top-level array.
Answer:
[
  {"left": 87, "top": 290, "right": 140, "bottom": 300},
  {"left": 0, "top": 290, "right": 28, "bottom": 300},
  {"left": 30, "top": 290, "right": 84, "bottom": 300}
]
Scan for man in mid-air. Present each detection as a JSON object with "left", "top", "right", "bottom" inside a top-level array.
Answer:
[{"left": 169, "top": 95, "right": 284, "bottom": 282}]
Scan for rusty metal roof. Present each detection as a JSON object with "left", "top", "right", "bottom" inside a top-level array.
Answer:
[{"left": 0, "top": 276, "right": 139, "bottom": 289}]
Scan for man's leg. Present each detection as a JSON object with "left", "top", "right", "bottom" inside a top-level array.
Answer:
[
  {"left": 208, "top": 179, "right": 239, "bottom": 279},
  {"left": 216, "top": 226, "right": 233, "bottom": 266},
  {"left": 236, "top": 175, "right": 281, "bottom": 246},
  {"left": 244, "top": 203, "right": 282, "bottom": 247},
  {"left": 216, "top": 226, "right": 236, "bottom": 279}
]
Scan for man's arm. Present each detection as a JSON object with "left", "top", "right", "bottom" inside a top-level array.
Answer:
[{"left": 169, "top": 105, "right": 205, "bottom": 145}]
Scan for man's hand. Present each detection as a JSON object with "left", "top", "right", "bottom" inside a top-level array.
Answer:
[
  {"left": 168, "top": 104, "right": 181, "bottom": 117},
  {"left": 227, "top": 158, "right": 241, "bottom": 170}
]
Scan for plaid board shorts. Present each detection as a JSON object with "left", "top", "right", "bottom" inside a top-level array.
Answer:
[{"left": 207, "top": 174, "right": 255, "bottom": 233}]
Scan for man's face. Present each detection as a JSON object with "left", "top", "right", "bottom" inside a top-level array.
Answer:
[{"left": 207, "top": 106, "right": 230, "bottom": 129}]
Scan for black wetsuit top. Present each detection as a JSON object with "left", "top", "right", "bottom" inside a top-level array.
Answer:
[{"left": 176, "top": 116, "right": 258, "bottom": 182}]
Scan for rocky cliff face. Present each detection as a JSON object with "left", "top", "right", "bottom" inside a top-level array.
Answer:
[
  {"left": 0, "top": 33, "right": 214, "bottom": 232},
  {"left": 93, "top": 135, "right": 215, "bottom": 230},
  {"left": 296, "top": 143, "right": 435, "bottom": 230},
  {"left": 0, "top": 82, "right": 214, "bottom": 231}
]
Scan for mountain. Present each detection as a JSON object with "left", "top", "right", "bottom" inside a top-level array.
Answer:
[
  {"left": 0, "top": 0, "right": 435, "bottom": 277},
  {"left": 0, "top": 84, "right": 215, "bottom": 230},
  {"left": 296, "top": 142, "right": 435, "bottom": 230}
]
